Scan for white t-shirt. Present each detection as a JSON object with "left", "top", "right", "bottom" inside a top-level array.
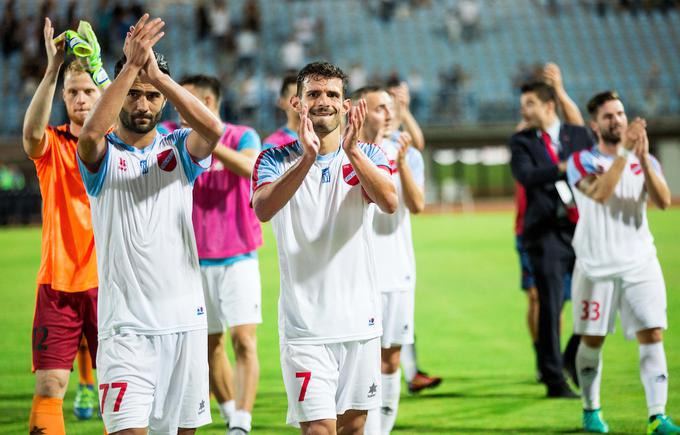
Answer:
[
  {"left": 251, "top": 141, "right": 391, "bottom": 345},
  {"left": 371, "top": 138, "right": 424, "bottom": 292},
  {"left": 566, "top": 146, "right": 664, "bottom": 279},
  {"left": 78, "top": 128, "right": 210, "bottom": 339}
]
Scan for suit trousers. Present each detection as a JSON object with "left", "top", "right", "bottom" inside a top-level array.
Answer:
[{"left": 527, "top": 230, "right": 575, "bottom": 386}]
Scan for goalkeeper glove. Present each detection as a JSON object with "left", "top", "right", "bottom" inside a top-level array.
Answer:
[{"left": 76, "top": 20, "right": 111, "bottom": 89}]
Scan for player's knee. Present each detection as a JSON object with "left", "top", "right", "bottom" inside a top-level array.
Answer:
[
  {"left": 35, "top": 370, "right": 69, "bottom": 397},
  {"left": 582, "top": 335, "right": 605, "bottom": 348},
  {"left": 208, "top": 333, "right": 225, "bottom": 353},
  {"left": 637, "top": 327, "right": 663, "bottom": 344},
  {"left": 231, "top": 329, "right": 257, "bottom": 359},
  {"left": 301, "top": 420, "right": 335, "bottom": 435}
]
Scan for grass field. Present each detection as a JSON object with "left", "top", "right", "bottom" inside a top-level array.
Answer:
[{"left": 1, "top": 210, "right": 678, "bottom": 434}]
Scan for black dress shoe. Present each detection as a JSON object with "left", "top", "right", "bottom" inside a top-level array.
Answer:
[{"left": 546, "top": 382, "right": 579, "bottom": 398}]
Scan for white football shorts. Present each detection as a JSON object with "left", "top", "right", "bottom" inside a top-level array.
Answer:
[
  {"left": 572, "top": 258, "right": 667, "bottom": 340},
  {"left": 280, "top": 337, "right": 381, "bottom": 427},
  {"left": 381, "top": 289, "right": 415, "bottom": 348},
  {"left": 200, "top": 258, "right": 262, "bottom": 334},
  {"left": 97, "top": 329, "right": 211, "bottom": 434}
]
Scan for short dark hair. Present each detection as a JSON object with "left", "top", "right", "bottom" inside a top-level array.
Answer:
[
  {"left": 350, "top": 85, "right": 385, "bottom": 102},
  {"left": 520, "top": 81, "right": 557, "bottom": 104},
  {"left": 296, "top": 61, "right": 348, "bottom": 98},
  {"left": 587, "top": 90, "right": 621, "bottom": 117},
  {"left": 179, "top": 74, "right": 221, "bottom": 101},
  {"left": 280, "top": 73, "right": 298, "bottom": 97},
  {"left": 114, "top": 51, "right": 170, "bottom": 79}
]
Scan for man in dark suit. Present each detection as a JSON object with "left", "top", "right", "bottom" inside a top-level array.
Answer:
[{"left": 510, "top": 81, "right": 593, "bottom": 398}]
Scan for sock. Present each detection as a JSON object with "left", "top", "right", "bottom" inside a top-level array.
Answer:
[
  {"left": 29, "top": 395, "right": 65, "bottom": 435},
  {"left": 219, "top": 400, "right": 236, "bottom": 423},
  {"left": 400, "top": 344, "right": 417, "bottom": 382},
  {"left": 576, "top": 342, "right": 603, "bottom": 410},
  {"left": 229, "top": 409, "right": 252, "bottom": 432},
  {"left": 364, "top": 408, "right": 381, "bottom": 435},
  {"left": 639, "top": 342, "right": 668, "bottom": 417},
  {"left": 78, "top": 340, "right": 95, "bottom": 386},
  {"left": 380, "top": 369, "right": 401, "bottom": 434}
]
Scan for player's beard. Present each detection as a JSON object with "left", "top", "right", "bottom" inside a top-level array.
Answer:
[
  {"left": 601, "top": 124, "right": 623, "bottom": 146},
  {"left": 119, "top": 108, "right": 162, "bottom": 134},
  {"left": 310, "top": 110, "right": 340, "bottom": 135}
]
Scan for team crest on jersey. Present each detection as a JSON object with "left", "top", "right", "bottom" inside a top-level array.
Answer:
[
  {"left": 630, "top": 162, "right": 643, "bottom": 175},
  {"left": 388, "top": 159, "right": 398, "bottom": 174},
  {"left": 321, "top": 167, "right": 331, "bottom": 183},
  {"left": 342, "top": 163, "right": 360, "bottom": 186},
  {"left": 157, "top": 149, "right": 177, "bottom": 172},
  {"left": 118, "top": 157, "right": 128, "bottom": 172}
]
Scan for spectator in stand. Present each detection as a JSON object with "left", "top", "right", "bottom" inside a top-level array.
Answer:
[
  {"left": 243, "top": 0, "right": 261, "bottom": 33},
  {"left": 1, "top": 0, "right": 21, "bottom": 58},
  {"left": 459, "top": 0, "right": 480, "bottom": 42},
  {"left": 280, "top": 34, "right": 305, "bottom": 71}
]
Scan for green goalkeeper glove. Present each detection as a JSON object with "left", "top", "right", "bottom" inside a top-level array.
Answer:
[
  {"left": 76, "top": 21, "right": 110, "bottom": 89},
  {"left": 54, "top": 30, "right": 93, "bottom": 57}
]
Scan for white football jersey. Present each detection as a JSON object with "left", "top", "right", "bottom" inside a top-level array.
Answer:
[
  {"left": 371, "top": 138, "right": 424, "bottom": 292},
  {"left": 567, "top": 147, "right": 664, "bottom": 278},
  {"left": 78, "top": 129, "right": 210, "bottom": 339},
  {"left": 251, "top": 141, "right": 391, "bottom": 345}
]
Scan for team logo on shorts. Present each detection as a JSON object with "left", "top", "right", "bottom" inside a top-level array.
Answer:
[
  {"left": 198, "top": 399, "right": 206, "bottom": 415},
  {"left": 196, "top": 306, "right": 205, "bottom": 316},
  {"left": 368, "top": 383, "right": 378, "bottom": 398},
  {"left": 342, "top": 163, "right": 359, "bottom": 186},
  {"left": 368, "top": 317, "right": 375, "bottom": 326},
  {"left": 157, "top": 149, "right": 177, "bottom": 172}
]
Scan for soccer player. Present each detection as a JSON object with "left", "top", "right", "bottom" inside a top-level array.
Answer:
[
  {"left": 76, "top": 14, "right": 223, "bottom": 434},
  {"left": 567, "top": 91, "right": 678, "bottom": 434},
  {"left": 23, "top": 17, "right": 108, "bottom": 433},
  {"left": 382, "top": 79, "right": 441, "bottom": 394},
  {"left": 179, "top": 74, "right": 263, "bottom": 435},
  {"left": 262, "top": 73, "right": 299, "bottom": 150},
  {"left": 353, "top": 86, "right": 424, "bottom": 434},
  {"left": 251, "top": 61, "right": 398, "bottom": 434}
]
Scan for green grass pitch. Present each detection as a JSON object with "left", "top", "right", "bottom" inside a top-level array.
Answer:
[{"left": 1, "top": 210, "right": 678, "bottom": 434}]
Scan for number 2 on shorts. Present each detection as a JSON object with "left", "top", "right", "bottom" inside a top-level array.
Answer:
[
  {"left": 296, "top": 372, "right": 311, "bottom": 401},
  {"left": 99, "top": 382, "right": 128, "bottom": 412}
]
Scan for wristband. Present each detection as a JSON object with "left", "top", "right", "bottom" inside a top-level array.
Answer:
[{"left": 616, "top": 147, "right": 630, "bottom": 159}]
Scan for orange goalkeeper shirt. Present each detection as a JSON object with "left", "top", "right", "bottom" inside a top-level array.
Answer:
[{"left": 32, "top": 124, "right": 98, "bottom": 292}]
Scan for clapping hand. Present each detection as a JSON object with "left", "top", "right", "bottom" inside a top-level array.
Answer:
[
  {"left": 342, "top": 99, "right": 367, "bottom": 153},
  {"left": 123, "top": 14, "right": 165, "bottom": 76},
  {"left": 43, "top": 18, "right": 65, "bottom": 71},
  {"left": 298, "top": 104, "right": 320, "bottom": 157}
]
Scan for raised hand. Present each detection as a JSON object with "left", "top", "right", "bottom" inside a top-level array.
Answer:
[
  {"left": 390, "top": 82, "right": 411, "bottom": 112},
  {"left": 396, "top": 131, "right": 413, "bottom": 167},
  {"left": 622, "top": 117, "right": 646, "bottom": 151},
  {"left": 124, "top": 14, "right": 165, "bottom": 72},
  {"left": 43, "top": 18, "right": 65, "bottom": 71},
  {"left": 298, "top": 104, "right": 320, "bottom": 157},
  {"left": 632, "top": 123, "right": 649, "bottom": 160},
  {"left": 342, "top": 99, "right": 367, "bottom": 152},
  {"left": 543, "top": 63, "right": 564, "bottom": 91}
]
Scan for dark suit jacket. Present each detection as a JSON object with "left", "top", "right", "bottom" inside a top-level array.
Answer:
[{"left": 509, "top": 123, "right": 594, "bottom": 248}]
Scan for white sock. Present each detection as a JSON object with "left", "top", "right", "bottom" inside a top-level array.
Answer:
[
  {"left": 364, "top": 408, "right": 381, "bottom": 435},
  {"left": 380, "top": 369, "right": 401, "bottom": 434},
  {"left": 576, "top": 342, "right": 603, "bottom": 411},
  {"left": 229, "top": 409, "right": 252, "bottom": 432},
  {"left": 400, "top": 344, "right": 417, "bottom": 382},
  {"left": 218, "top": 400, "right": 235, "bottom": 423},
  {"left": 639, "top": 342, "right": 668, "bottom": 417}
]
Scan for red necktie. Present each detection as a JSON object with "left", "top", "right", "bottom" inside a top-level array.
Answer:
[
  {"left": 542, "top": 131, "right": 579, "bottom": 223},
  {"left": 542, "top": 131, "right": 558, "bottom": 163}
]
